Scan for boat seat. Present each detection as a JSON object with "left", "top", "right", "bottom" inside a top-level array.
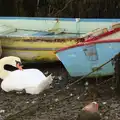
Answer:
[
  {"left": 0, "top": 24, "right": 17, "bottom": 35},
  {"left": 112, "top": 23, "right": 120, "bottom": 29},
  {"left": 91, "top": 28, "right": 108, "bottom": 37},
  {"left": 32, "top": 31, "right": 54, "bottom": 36}
]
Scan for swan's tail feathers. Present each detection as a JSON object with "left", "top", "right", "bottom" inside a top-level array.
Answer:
[
  {"left": 46, "top": 74, "right": 53, "bottom": 85},
  {"left": 41, "top": 74, "right": 54, "bottom": 90}
]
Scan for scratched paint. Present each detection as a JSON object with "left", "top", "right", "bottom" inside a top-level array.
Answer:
[
  {"left": 83, "top": 44, "right": 98, "bottom": 61},
  {"left": 2, "top": 49, "right": 58, "bottom": 62}
]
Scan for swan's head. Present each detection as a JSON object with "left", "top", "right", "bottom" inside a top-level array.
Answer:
[{"left": 1, "top": 56, "right": 23, "bottom": 70}]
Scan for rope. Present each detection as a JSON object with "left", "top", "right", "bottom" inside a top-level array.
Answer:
[
  {"left": 4, "top": 57, "right": 114, "bottom": 120},
  {"left": 68, "top": 58, "right": 113, "bottom": 87}
]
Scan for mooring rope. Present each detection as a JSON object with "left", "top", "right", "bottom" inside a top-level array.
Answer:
[{"left": 4, "top": 56, "right": 115, "bottom": 120}]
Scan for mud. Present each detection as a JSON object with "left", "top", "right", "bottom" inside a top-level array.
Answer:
[{"left": 0, "top": 62, "right": 120, "bottom": 120}]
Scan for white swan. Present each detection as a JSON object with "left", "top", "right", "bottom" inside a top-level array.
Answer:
[{"left": 0, "top": 56, "right": 53, "bottom": 94}]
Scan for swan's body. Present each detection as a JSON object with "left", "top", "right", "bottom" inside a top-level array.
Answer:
[
  {"left": 1, "top": 69, "right": 53, "bottom": 94},
  {"left": 0, "top": 56, "right": 53, "bottom": 94}
]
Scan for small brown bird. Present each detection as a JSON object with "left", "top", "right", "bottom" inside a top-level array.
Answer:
[{"left": 76, "top": 102, "right": 101, "bottom": 120}]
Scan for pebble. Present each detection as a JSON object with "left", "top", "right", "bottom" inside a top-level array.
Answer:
[
  {"left": 49, "top": 107, "right": 52, "bottom": 110},
  {"left": 77, "top": 96, "right": 80, "bottom": 100},
  {"left": 26, "top": 101, "right": 29, "bottom": 104},
  {"left": 52, "top": 76, "right": 55, "bottom": 79},
  {"left": 104, "top": 116, "right": 109, "bottom": 120},
  {"left": 0, "top": 110, "right": 5, "bottom": 113},
  {"left": 85, "top": 81, "right": 89, "bottom": 86},
  {"left": 31, "top": 100, "right": 36, "bottom": 104},
  {"left": 44, "top": 71, "right": 49, "bottom": 75},
  {"left": 110, "top": 86, "right": 115, "bottom": 90},
  {"left": 102, "top": 102, "right": 107, "bottom": 105},
  {"left": 58, "top": 76, "right": 62, "bottom": 80},
  {"left": 44, "top": 93, "right": 46, "bottom": 97},
  {"left": 16, "top": 91, "right": 23, "bottom": 94},
  {"left": 66, "top": 86, "right": 69, "bottom": 89},
  {"left": 55, "top": 82, "right": 60, "bottom": 85},
  {"left": 49, "top": 85, "right": 53, "bottom": 89},
  {"left": 55, "top": 98, "right": 59, "bottom": 102},
  {"left": 84, "top": 93, "right": 88, "bottom": 96}
]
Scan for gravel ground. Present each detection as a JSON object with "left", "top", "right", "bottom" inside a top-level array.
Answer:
[{"left": 0, "top": 62, "right": 120, "bottom": 120}]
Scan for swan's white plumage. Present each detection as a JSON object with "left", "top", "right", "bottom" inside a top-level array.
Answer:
[
  {"left": 1, "top": 69, "right": 53, "bottom": 94},
  {"left": 0, "top": 56, "right": 53, "bottom": 95}
]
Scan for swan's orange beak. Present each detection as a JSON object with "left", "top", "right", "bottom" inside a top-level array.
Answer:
[
  {"left": 16, "top": 63, "right": 23, "bottom": 70},
  {"left": 15, "top": 61, "right": 23, "bottom": 70}
]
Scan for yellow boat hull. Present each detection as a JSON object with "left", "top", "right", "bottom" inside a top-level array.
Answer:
[{"left": 1, "top": 37, "right": 79, "bottom": 62}]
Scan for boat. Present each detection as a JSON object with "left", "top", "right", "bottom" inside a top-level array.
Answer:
[
  {"left": 55, "top": 23, "right": 120, "bottom": 77},
  {"left": 0, "top": 17, "right": 120, "bottom": 62}
]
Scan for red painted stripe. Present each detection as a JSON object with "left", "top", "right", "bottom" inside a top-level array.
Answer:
[
  {"left": 55, "top": 28, "right": 120, "bottom": 53},
  {"left": 55, "top": 39, "right": 120, "bottom": 53},
  {"left": 85, "top": 28, "right": 120, "bottom": 42}
]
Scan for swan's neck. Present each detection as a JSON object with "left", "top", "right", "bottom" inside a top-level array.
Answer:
[{"left": 0, "top": 61, "right": 11, "bottom": 80}]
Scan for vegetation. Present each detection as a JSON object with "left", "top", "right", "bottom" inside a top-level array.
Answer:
[{"left": 0, "top": 0, "right": 119, "bottom": 18}]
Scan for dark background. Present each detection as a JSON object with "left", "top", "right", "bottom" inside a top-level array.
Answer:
[{"left": 0, "top": 0, "right": 119, "bottom": 18}]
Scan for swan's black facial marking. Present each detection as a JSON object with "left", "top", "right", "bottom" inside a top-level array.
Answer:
[{"left": 4, "top": 65, "right": 18, "bottom": 71}]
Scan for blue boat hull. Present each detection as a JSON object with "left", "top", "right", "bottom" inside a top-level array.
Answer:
[{"left": 56, "top": 42, "right": 120, "bottom": 77}]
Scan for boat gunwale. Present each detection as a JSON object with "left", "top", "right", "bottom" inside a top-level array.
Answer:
[
  {"left": 55, "top": 28, "right": 120, "bottom": 53},
  {"left": 0, "top": 17, "right": 120, "bottom": 22},
  {"left": 85, "top": 28, "right": 120, "bottom": 42}
]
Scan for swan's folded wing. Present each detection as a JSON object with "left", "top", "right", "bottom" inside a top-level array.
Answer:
[{"left": 25, "top": 74, "right": 53, "bottom": 94}]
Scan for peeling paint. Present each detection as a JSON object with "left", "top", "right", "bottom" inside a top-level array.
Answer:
[{"left": 1, "top": 37, "right": 78, "bottom": 62}]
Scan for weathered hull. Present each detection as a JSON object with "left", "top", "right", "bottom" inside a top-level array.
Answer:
[
  {"left": 56, "top": 42, "right": 120, "bottom": 77},
  {"left": 56, "top": 28, "right": 120, "bottom": 77},
  {"left": 0, "top": 17, "right": 120, "bottom": 62},
  {"left": 1, "top": 37, "right": 78, "bottom": 62}
]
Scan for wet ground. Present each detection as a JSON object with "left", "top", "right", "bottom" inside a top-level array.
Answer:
[{"left": 0, "top": 62, "right": 120, "bottom": 120}]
